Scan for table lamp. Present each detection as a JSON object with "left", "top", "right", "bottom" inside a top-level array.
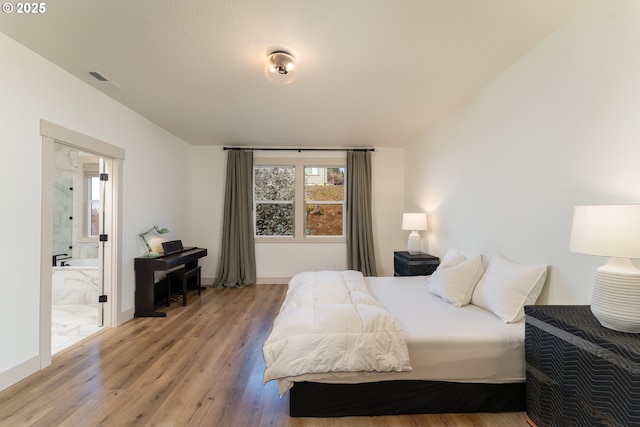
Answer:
[
  {"left": 139, "top": 225, "right": 169, "bottom": 257},
  {"left": 402, "top": 213, "right": 428, "bottom": 255},
  {"left": 569, "top": 205, "right": 640, "bottom": 332}
]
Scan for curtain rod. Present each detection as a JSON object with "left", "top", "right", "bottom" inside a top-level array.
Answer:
[{"left": 223, "top": 147, "right": 375, "bottom": 152}]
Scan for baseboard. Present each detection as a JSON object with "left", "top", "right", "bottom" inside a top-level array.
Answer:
[
  {"left": 201, "top": 277, "right": 216, "bottom": 286},
  {"left": 117, "top": 307, "right": 135, "bottom": 326},
  {"left": 0, "top": 354, "right": 40, "bottom": 392}
]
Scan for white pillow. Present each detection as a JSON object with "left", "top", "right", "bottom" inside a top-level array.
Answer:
[
  {"left": 471, "top": 255, "right": 547, "bottom": 323},
  {"left": 429, "top": 248, "right": 484, "bottom": 307}
]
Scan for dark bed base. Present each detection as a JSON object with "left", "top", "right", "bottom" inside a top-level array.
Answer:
[{"left": 289, "top": 380, "right": 526, "bottom": 417}]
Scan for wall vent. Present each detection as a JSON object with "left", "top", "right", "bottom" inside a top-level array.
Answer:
[
  {"left": 86, "top": 70, "right": 123, "bottom": 90},
  {"left": 88, "top": 71, "right": 109, "bottom": 82}
]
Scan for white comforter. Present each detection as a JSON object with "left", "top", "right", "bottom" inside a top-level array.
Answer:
[{"left": 263, "top": 270, "right": 412, "bottom": 396}]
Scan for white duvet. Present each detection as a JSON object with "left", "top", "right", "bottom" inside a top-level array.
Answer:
[{"left": 262, "top": 270, "right": 412, "bottom": 396}]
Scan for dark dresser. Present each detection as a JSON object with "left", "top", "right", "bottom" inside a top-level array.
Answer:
[
  {"left": 393, "top": 251, "right": 439, "bottom": 276},
  {"left": 525, "top": 305, "right": 640, "bottom": 427}
]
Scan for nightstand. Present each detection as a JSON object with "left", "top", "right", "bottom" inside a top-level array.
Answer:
[
  {"left": 393, "top": 251, "right": 439, "bottom": 276},
  {"left": 525, "top": 305, "right": 640, "bottom": 427}
]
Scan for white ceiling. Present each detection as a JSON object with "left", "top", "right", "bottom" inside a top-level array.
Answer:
[{"left": 0, "top": 0, "right": 587, "bottom": 148}]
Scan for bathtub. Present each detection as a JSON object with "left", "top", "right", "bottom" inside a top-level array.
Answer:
[
  {"left": 53, "top": 258, "right": 99, "bottom": 270},
  {"left": 52, "top": 258, "right": 100, "bottom": 305}
]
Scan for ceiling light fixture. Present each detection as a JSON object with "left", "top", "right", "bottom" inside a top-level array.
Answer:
[{"left": 265, "top": 50, "right": 297, "bottom": 84}]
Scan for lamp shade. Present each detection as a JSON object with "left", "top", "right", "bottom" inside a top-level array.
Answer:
[
  {"left": 569, "top": 205, "right": 640, "bottom": 259},
  {"left": 402, "top": 213, "right": 428, "bottom": 231}
]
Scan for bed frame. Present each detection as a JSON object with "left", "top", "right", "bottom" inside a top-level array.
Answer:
[{"left": 289, "top": 380, "right": 525, "bottom": 417}]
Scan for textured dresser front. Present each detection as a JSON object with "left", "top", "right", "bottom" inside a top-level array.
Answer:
[{"left": 525, "top": 305, "right": 640, "bottom": 427}]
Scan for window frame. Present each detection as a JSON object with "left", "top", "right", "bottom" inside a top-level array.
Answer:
[
  {"left": 75, "top": 157, "right": 100, "bottom": 243},
  {"left": 254, "top": 157, "right": 346, "bottom": 243}
]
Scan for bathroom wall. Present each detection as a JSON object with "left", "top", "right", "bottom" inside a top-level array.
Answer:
[
  {"left": 52, "top": 176, "right": 73, "bottom": 256},
  {"left": 52, "top": 143, "right": 99, "bottom": 261}
]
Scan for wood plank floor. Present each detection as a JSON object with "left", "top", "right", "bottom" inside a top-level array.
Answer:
[{"left": 0, "top": 284, "right": 528, "bottom": 426}]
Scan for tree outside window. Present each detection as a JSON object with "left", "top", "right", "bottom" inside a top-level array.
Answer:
[{"left": 254, "top": 166, "right": 295, "bottom": 236}]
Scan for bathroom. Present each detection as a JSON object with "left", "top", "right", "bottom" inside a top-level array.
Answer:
[{"left": 52, "top": 142, "right": 103, "bottom": 354}]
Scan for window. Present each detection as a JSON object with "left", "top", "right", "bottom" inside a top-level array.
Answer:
[
  {"left": 254, "top": 166, "right": 295, "bottom": 236},
  {"left": 254, "top": 158, "right": 346, "bottom": 242},
  {"left": 87, "top": 174, "right": 100, "bottom": 237},
  {"left": 76, "top": 159, "right": 100, "bottom": 242},
  {"left": 305, "top": 167, "right": 344, "bottom": 236}
]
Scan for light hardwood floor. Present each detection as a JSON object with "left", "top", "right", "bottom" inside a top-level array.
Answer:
[{"left": 0, "top": 284, "right": 528, "bottom": 426}]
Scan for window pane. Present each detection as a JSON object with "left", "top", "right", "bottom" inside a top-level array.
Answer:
[
  {"left": 90, "top": 176, "right": 100, "bottom": 201},
  {"left": 305, "top": 167, "right": 319, "bottom": 176},
  {"left": 90, "top": 200, "right": 100, "bottom": 236},
  {"left": 306, "top": 203, "right": 343, "bottom": 236},
  {"left": 256, "top": 203, "right": 294, "bottom": 236},
  {"left": 304, "top": 167, "right": 345, "bottom": 236},
  {"left": 255, "top": 166, "right": 295, "bottom": 201}
]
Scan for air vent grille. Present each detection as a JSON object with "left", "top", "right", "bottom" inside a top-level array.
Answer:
[
  {"left": 88, "top": 71, "right": 108, "bottom": 82},
  {"left": 86, "top": 70, "right": 123, "bottom": 90}
]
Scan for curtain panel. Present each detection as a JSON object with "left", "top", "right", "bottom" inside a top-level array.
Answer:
[
  {"left": 346, "top": 151, "right": 377, "bottom": 276},
  {"left": 215, "top": 150, "right": 257, "bottom": 287}
]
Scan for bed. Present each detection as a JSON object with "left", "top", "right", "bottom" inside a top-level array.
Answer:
[{"left": 263, "top": 251, "right": 547, "bottom": 417}]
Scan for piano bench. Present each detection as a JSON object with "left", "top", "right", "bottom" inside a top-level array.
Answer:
[{"left": 166, "top": 266, "right": 201, "bottom": 306}]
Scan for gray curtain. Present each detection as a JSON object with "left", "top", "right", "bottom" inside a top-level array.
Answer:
[
  {"left": 215, "top": 150, "right": 256, "bottom": 287},
  {"left": 346, "top": 151, "right": 377, "bottom": 276}
]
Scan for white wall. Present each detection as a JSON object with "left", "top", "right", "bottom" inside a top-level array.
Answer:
[
  {"left": 189, "top": 147, "right": 405, "bottom": 282},
  {"left": 189, "top": 146, "right": 226, "bottom": 282},
  {"left": 371, "top": 148, "right": 405, "bottom": 276},
  {"left": 404, "top": 0, "right": 640, "bottom": 305},
  {"left": 0, "top": 33, "right": 193, "bottom": 390}
]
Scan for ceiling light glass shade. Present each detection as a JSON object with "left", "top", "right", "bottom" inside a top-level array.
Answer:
[
  {"left": 265, "top": 51, "right": 297, "bottom": 84},
  {"left": 569, "top": 204, "right": 640, "bottom": 333}
]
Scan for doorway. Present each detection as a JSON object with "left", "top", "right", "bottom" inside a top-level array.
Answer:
[
  {"left": 51, "top": 144, "right": 106, "bottom": 354},
  {"left": 40, "top": 120, "right": 124, "bottom": 368}
]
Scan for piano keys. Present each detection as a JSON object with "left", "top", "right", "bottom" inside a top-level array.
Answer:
[{"left": 134, "top": 246, "right": 207, "bottom": 317}]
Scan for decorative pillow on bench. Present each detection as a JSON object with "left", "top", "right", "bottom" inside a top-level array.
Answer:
[{"left": 429, "top": 248, "right": 484, "bottom": 307}]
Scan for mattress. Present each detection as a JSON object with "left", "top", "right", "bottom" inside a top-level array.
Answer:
[{"left": 311, "top": 275, "right": 525, "bottom": 385}]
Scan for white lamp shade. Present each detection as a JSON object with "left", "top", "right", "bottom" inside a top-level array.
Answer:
[
  {"left": 402, "top": 213, "right": 428, "bottom": 231},
  {"left": 569, "top": 205, "right": 640, "bottom": 259},
  {"left": 570, "top": 204, "right": 640, "bottom": 332}
]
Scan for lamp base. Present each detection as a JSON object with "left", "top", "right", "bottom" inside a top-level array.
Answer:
[
  {"left": 591, "top": 258, "right": 640, "bottom": 333},
  {"left": 407, "top": 231, "right": 421, "bottom": 256},
  {"left": 143, "top": 252, "right": 160, "bottom": 258}
]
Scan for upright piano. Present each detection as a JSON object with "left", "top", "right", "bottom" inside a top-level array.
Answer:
[{"left": 134, "top": 246, "right": 207, "bottom": 317}]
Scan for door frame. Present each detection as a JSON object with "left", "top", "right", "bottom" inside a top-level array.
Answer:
[{"left": 40, "top": 120, "right": 124, "bottom": 368}]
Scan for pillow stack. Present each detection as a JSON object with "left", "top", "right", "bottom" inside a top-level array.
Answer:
[{"left": 429, "top": 249, "right": 548, "bottom": 323}]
